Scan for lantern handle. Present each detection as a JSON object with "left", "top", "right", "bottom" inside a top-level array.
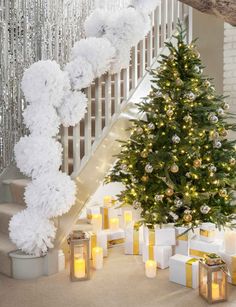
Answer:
[{"left": 220, "top": 266, "right": 231, "bottom": 278}]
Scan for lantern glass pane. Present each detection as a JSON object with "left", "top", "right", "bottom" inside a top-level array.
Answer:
[
  {"left": 199, "top": 264, "right": 208, "bottom": 298},
  {"left": 211, "top": 270, "right": 226, "bottom": 301}
]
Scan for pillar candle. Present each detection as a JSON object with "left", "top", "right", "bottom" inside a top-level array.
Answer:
[
  {"left": 74, "top": 257, "right": 85, "bottom": 278},
  {"left": 124, "top": 210, "right": 133, "bottom": 227},
  {"left": 212, "top": 283, "right": 220, "bottom": 300},
  {"left": 109, "top": 217, "right": 119, "bottom": 230},
  {"left": 224, "top": 231, "right": 236, "bottom": 254},
  {"left": 91, "top": 214, "right": 102, "bottom": 232},
  {"left": 92, "top": 247, "right": 103, "bottom": 270},
  {"left": 145, "top": 260, "right": 156, "bottom": 278},
  {"left": 104, "top": 195, "right": 112, "bottom": 207}
]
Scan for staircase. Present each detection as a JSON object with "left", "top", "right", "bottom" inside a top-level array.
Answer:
[{"left": 0, "top": 1, "right": 191, "bottom": 277}]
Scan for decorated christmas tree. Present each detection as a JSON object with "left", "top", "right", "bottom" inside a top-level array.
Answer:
[{"left": 105, "top": 27, "right": 236, "bottom": 229}]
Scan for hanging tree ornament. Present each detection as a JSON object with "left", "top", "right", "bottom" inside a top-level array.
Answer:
[
  {"left": 176, "top": 78, "right": 183, "bottom": 86},
  {"left": 148, "top": 134, "right": 154, "bottom": 139},
  {"left": 172, "top": 134, "right": 180, "bottom": 144},
  {"left": 169, "top": 212, "right": 179, "bottom": 221},
  {"left": 170, "top": 163, "right": 179, "bottom": 173},
  {"left": 208, "top": 165, "right": 217, "bottom": 173},
  {"left": 165, "top": 188, "right": 174, "bottom": 197},
  {"left": 145, "top": 163, "right": 153, "bottom": 173},
  {"left": 200, "top": 204, "right": 211, "bottom": 214},
  {"left": 132, "top": 200, "right": 141, "bottom": 209},
  {"left": 229, "top": 157, "right": 236, "bottom": 166},
  {"left": 183, "top": 114, "right": 192, "bottom": 123},
  {"left": 186, "top": 172, "right": 191, "bottom": 178},
  {"left": 174, "top": 198, "right": 183, "bottom": 208},
  {"left": 136, "top": 127, "right": 143, "bottom": 135},
  {"left": 204, "top": 80, "right": 211, "bottom": 88},
  {"left": 120, "top": 164, "right": 128, "bottom": 171},
  {"left": 166, "top": 109, "right": 174, "bottom": 117},
  {"left": 141, "top": 175, "right": 149, "bottom": 182},
  {"left": 209, "top": 114, "right": 218, "bottom": 124},
  {"left": 193, "top": 65, "right": 201, "bottom": 73},
  {"left": 183, "top": 213, "right": 192, "bottom": 222},
  {"left": 219, "top": 189, "right": 227, "bottom": 197},
  {"left": 214, "top": 141, "right": 222, "bottom": 149},
  {"left": 185, "top": 92, "right": 196, "bottom": 101},
  {"left": 220, "top": 128, "right": 228, "bottom": 137},
  {"left": 154, "top": 194, "right": 164, "bottom": 202},
  {"left": 223, "top": 103, "right": 230, "bottom": 110},
  {"left": 217, "top": 108, "right": 224, "bottom": 116},
  {"left": 141, "top": 150, "right": 148, "bottom": 158},
  {"left": 148, "top": 123, "right": 155, "bottom": 130},
  {"left": 193, "top": 159, "right": 202, "bottom": 168}
]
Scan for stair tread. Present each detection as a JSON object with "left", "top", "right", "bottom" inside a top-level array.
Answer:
[
  {"left": 3, "top": 179, "right": 30, "bottom": 187},
  {"left": 0, "top": 232, "right": 16, "bottom": 253},
  {"left": 0, "top": 203, "right": 23, "bottom": 216}
]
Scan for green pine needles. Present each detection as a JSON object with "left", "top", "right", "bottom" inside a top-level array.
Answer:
[{"left": 105, "top": 26, "right": 236, "bottom": 229}]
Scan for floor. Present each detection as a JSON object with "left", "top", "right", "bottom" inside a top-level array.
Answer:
[{"left": 0, "top": 245, "right": 236, "bottom": 307}]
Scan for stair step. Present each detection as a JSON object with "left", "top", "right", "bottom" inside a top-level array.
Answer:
[
  {"left": 0, "top": 232, "right": 16, "bottom": 276},
  {"left": 4, "top": 179, "right": 30, "bottom": 207},
  {"left": 0, "top": 203, "right": 23, "bottom": 235}
]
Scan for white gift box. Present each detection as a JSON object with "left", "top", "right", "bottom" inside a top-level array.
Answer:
[
  {"left": 87, "top": 231, "right": 108, "bottom": 258},
  {"left": 104, "top": 228, "right": 125, "bottom": 246},
  {"left": 86, "top": 206, "right": 101, "bottom": 224},
  {"left": 169, "top": 254, "right": 199, "bottom": 289},
  {"left": 100, "top": 206, "right": 119, "bottom": 229},
  {"left": 199, "top": 222, "right": 216, "bottom": 243},
  {"left": 125, "top": 224, "right": 144, "bottom": 255},
  {"left": 142, "top": 244, "right": 172, "bottom": 269},
  {"left": 219, "top": 251, "right": 236, "bottom": 285},
  {"left": 189, "top": 238, "right": 222, "bottom": 258},
  {"left": 143, "top": 226, "right": 176, "bottom": 246},
  {"left": 175, "top": 227, "right": 196, "bottom": 256}
]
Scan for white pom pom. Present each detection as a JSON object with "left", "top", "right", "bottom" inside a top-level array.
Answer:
[
  {"left": 110, "top": 48, "right": 131, "bottom": 74},
  {"left": 14, "top": 136, "right": 62, "bottom": 178},
  {"left": 65, "top": 56, "right": 94, "bottom": 90},
  {"left": 84, "top": 9, "right": 110, "bottom": 38},
  {"left": 70, "top": 37, "right": 115, "bottom": 77},
  {"left": 105, "top": 8, "right": 150, "bottom": 49},
  {"left": 23, "top": 104, "right": 60, "bottom": 137},
  {"left": 24, "top": 171, "right": 76, "bottom": 218},
  {"left": 131, "top": 0, "right": 159, "bottom": 14},
  {"left": 58, "top": 91, "right": 87, "bottom": 127},
  {"left": 9, "top": 209, "right": 56, "bottom": 256},
  {"left": 21, "top": 60, "right": 70, "bottom": 106}
]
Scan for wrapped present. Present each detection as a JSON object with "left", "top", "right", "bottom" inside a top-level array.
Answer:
[
  {"left": 143, "top": 226, "right": 176, "bottom": 246},
  {"left": 189, "top": 238, "right": 222, "bottom": 258},
  {"left": 175, "top": 227, "right": 196, "bottom": 256},
  {"left": 125, "top": 223, "right": 144, "bottom": 255},
  {"left": 86, "top": 206, "right": 101, "bottom": 224},
  {"left": 100, "top": 206, "right": 119, "bottom": 229},
  {"left": 142, "top": 244, "right": 172, "bottom": 269},
  {"left": 219, "top": 251, "right": 236, "bottom": 285},
  {"left": 87, "top": 231, "right": 108, "bottom": 258},
  {"left": 169, "top": 254, "right": 199, "bottom": 289},
  {"left": 105, "top": 228, "right": 125, "bottom": 246},
  {"left": 199, "top": 223, "right": 216, "bottom": 243}
]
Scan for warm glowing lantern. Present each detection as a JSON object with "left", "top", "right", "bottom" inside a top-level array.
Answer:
[
  {"left": 199, "top": 255, "right": 228, "bottom": 304},
  {"left": 92, "top": 247, "right": 103, "bottom": 270},
  {"left": 69, "top": 231, "right": 90, "bottom": 281},
  {"left": 145, "top": 260, "right": 157, "bottom": 278}
]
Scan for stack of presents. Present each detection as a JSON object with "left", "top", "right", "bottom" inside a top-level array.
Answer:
[{"left": 86, "top": 196, "right": 236, "bottom": 301}]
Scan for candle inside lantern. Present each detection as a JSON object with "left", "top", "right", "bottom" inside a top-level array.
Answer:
[
  {"left": 92, "top": 247, "right": 103, "bottom": 270},
  {"left": 91, "top": 214, "right": 102, "bottom": 232},
  {"left": 109, "top": 217, "right": 119, "bottom": 230},
  {"left": 74, "top": 257, "right": 85, "bottom": 278},
  {"left": 145, "top": 260, "right": 156, "bottom": 278},
  {"left": 124, "top": 210, "right": 133, "bottom": 227},
  {"left": 212, "top": 282, "right": 220, "bottom": 300},
  {"left": 224, "top": 231, "right": 236, "bottom": 254},
  {"left": 104, "top": 195, "right": 112, "bottom": 207}
]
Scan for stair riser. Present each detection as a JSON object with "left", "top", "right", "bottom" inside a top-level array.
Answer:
[
  {"left": 10, "top": 183, "right": 26, "bottom": 207},
  {"left": 0, "top": 211, "right": 12, "bottom": 235},
  {"left": 0, "top": 251, "right": 12, "bottom": 276}
]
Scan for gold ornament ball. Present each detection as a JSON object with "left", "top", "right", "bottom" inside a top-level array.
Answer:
[
  {"left": 230, "top": 158, "right": 236, "bottom": 166},
  {"left": 165, "top": 188, "right": 174, "bottom": 197},
  {"left": 166, "top": 109, "right": 174, "bottom": 117},
  {"left": 183, "top": 213, "right": 192, "bottom": 223},
  {"left": 193, "top": 159, "right": 202, "bottom": 168},
  {"left": 141, "top": 175, "right": 149, "bottom": 182},
  {"left": 141, "top": 151, "right": 148, "bottom": 158},
  {"left": 220, "top": 129, "right": 228, "bottom": 137},
  {"left": 219, "top": 189, "right": 227, "bottom": 197},
  {"left": 170, "top": 164, "right": 179, "bottom": 173}
]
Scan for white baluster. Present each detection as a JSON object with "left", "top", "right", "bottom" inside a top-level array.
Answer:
[
  {"left": 154, "top": 6, "right": 160, "bottom": 58},
  {"left": 161, "top": 0, "right": 167, "bottom": 47}
]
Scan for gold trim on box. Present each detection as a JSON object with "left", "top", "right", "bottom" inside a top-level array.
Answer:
[{"left": 200, "top": 229, "right": 215, "bottom": 237}]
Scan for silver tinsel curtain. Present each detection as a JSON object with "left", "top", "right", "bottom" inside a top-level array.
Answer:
[{"left": 0, "top": 0, "right": 129, "bottom": 174}]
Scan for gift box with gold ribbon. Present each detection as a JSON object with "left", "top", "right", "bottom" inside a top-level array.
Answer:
[
  {"left": 219, "top": 251, "right": 236, "bottom": 285},
  {"left": 169, "top": 254, "right": 199, "bottom": 289},
  {"left": 87, "top": 231, "right": 108, "bottom": 258},
  {"left": 124, "top": 223, "right": 144, "bottom": 255},
  {"left": 86, "top": 206, "right": 101, "bottom": 224},
  {"left": 189, "top": 238, "right": 222, "bottom": 258},
  {"left": 199, "top": 223, "right": 216, "bottom": 243},
  {"left": 104, "top": 228, "right": 125, "bottom": 246},
  {"left": 100, "top": 206, "right": 119, "bottom": 229},
  {"left": 142, "top": 244, "right": 172, "bottom": 269},
  {"left": 143, "top": 226, "right": 176, "bottom": 246},
  {"left": 175, "top": 227, "right": 196, "bottom": 256}
]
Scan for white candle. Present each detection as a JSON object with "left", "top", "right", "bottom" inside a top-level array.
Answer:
[
  {"left": 92, "top": 247, "right": 103, "bottom": 270},
  {"left": 109, "top": 217, "right": 119, "bottom": 230},
  {"left": 124, "top": 210, "right": 133, "bottom": 227},
  {"left": 104, "top": 195, "right": 112, "bottom": 207},
  {"left": 91, "top": 214, "right": 102, "bottom": 232},
  {"left": 74, "top": 257, "right": 85, "bottom": 278},
  {"left": 145, "top": 260, "right": 156, "bottom": 278},
  {"left": 224, "top": 231, "right": 236, "bottom": 254},
  {"left": 212, "top": 282, "right": 220, "bottom": 300}
]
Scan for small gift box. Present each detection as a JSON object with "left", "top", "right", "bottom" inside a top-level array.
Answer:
[
  {"left": 189, "top": 238, "right": 222, "bottom": 258},
  {"left": 219, "top": 251, "right": 236, "bottom": 285},
  {"left": 105, "top": 228, "right": 125, "bottom": 246},
  {"left": 87, "top": 231, "right": 108, "bottom": 258},
  {"left": 86, "top": 206, "right": 101, "bottom": 224},
  {"left": 169, "top": 254, "right": 199, "bottom": 289},
  {"left": 143, "top": 226, "right": 176, "bottom": 246},
  {"left": 175, "top": 227, "right": 196, "bottom": 256},
  {"left": 125, "top": 223, "right": 144, "bottom": 255},
  {"left": 100, "top": 206, "right": 119, "bottom": 229},
  {"left": 199, "top": 223, "right": 216, "bottom": 243},
  {"left": 142, "top": 244, "right": 172, "bottom": 269}
]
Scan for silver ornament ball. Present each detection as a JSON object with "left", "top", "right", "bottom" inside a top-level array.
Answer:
[
  {"left": 208, "top": 165, "right": 217, "bottom": 172},
  {"left": 214, "top": 141, "right": 222, "bottom": 149},
  {"left": 148, "top": 123, "right": 155, "bottom": 130},
  {"left": 209, "top": 115, "right": 218, "bottom": 124},
  {"left": 200, "top": 204, "right": 211, "bottom": 214},
  {"left": 217, "top": 108, "right": 224, "bottom": 116},
  {"left": 154, "top": 194, "right": 164, "bottom": 202},
  {"left": 183, "top": 115, "right": 192, "bottom": 123},
  {"left": 174, "top": 199, "right": 183, "bottom": 208},
  {"left": 172, "top": 134, "right": 180, "bottom": 144},
  {"left": 145, "top": 163, "right": 153, "bottom": 173}
]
